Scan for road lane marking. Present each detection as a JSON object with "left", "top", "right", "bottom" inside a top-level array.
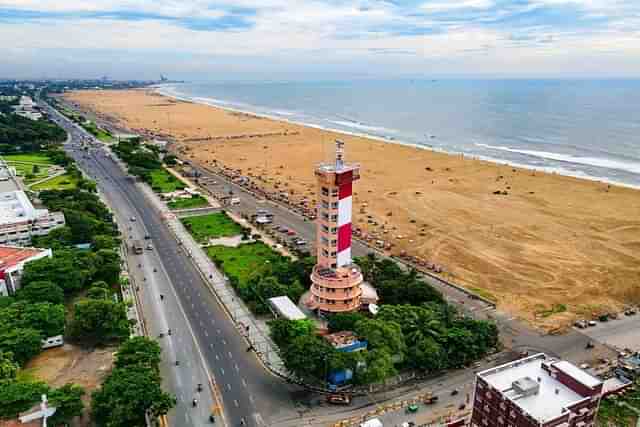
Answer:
[
  {"left": 204, "top": 330, "right": 209, "bottom": 337},
  {"left": 242, "top": 378, "right": 247, "bottom": 387},
  {"left": 228, "top": 351, "right": 233, "bottom": 359},
  {"left": 226, "top": 384, "right": 231, "bottom": 391},
  {"left": 234, "top": 364, "right": 239, "bottom": 372},
  {"left": 220, "top": 368, "right": 225, "bottom": 375},
  {"left": 234, "top": 399, "right": 239, "bottom": 407}
]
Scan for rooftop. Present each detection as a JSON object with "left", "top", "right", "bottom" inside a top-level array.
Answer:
[
  {"left": 0, "top": 245, "right": 47, "bottom": 271},
  {"left": 268, "top": 296, "right": 307, "bottom": 321},
  {"left": 0, "top": 191, "right": 37, "bottom": 226},
  {"left": 478, "top": 353, "right": 601, "bottom": 423}
]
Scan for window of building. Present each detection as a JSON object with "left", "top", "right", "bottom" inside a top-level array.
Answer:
[
  {"left": 331, "top": 202, "right": 339, "bottom": 209},
  {"left": 322, "top": 225, "right": 329, "bottom": 233},
  {"left": 330, "top": 214, "right": 338, "bottom": 221},
  {"left": 322, "top": 187, "right": 329, "bottom": 196}
]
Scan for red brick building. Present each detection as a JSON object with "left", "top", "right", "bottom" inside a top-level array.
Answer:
[{"left": 471, "top": 353, "right": 602, "bottom": 427}]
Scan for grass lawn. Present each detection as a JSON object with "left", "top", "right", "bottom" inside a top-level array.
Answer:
[
  {"left": 32, "top": 174, "right": 78, "bottom": 191},
  {"left": 3, "top": 153, "right": 54, "bottom": 164},
  {"left": 206, "top": 242, "right": 283, "bottom": 285},
  {"left": 10, "top": 162, "right": 51, "bottom": 183},
  {"left": 149, "top": 169, "right": 186, "bottom": 193},
  {"left": 81, "top": 121, "right": 114, "bottom": 142},
  {"left": 181, "top": 212, "right": 243, "bottom": 243},
  {"left": 168, "top": 195, "right": 209, "bottom": 210}
]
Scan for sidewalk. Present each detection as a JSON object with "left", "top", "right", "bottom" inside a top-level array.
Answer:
[{"left": 135, "top": 173, "right": 287, "bottom": 377}]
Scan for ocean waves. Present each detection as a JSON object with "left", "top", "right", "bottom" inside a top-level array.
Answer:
[{"left": 475, "top": 143, "right": 640, "bottom": 176}]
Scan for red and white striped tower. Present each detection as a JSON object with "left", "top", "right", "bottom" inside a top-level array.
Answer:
[{"left": 308, "top": 140, "right": 363, "bottom": 314}]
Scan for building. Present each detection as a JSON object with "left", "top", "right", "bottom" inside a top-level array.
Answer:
[
  {"left": 471, "top": 353, "right": 603, "bottom": 427},
  {"left": 307, "top": 140, "right": 371, "bottom": 314},
  {"left": 0, "top": 245, "right": 52, "bottom": 296},
  {"left": 13, "top": 96, "right": 43, "bottom": 121},
  {"left": 324, "top": 331, "right": 367, "bottom": 353},
  {"left": 0, "top": 191, "right": 65, "bottom": 246}
]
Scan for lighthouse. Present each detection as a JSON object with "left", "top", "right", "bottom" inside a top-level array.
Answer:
[{"left": 308, "top": 140, "right": 364, "bottom": 314}]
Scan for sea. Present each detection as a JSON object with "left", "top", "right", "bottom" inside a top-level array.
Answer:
[{"left": 158, "top": 80, "right": 640, "bottom": 188}]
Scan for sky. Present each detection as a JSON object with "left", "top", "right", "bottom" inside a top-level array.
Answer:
[{"left": 0, "top": 0, "right": 639, "bottom": 80}]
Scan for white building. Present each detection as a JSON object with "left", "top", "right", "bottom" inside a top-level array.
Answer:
[
  {"left": 0, "top": 191, "right": 65, "bottom": 246},
  {"left": 13, "top": 96, "right": 43, "bottom": 121}
]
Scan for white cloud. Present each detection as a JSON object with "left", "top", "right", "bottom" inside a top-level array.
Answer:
[{"left": 420, "top": 0, "right": 494, "bottom": 12}]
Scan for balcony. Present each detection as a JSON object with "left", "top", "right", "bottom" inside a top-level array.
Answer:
[{"left": 311, "top": 265, "right": 363, "bottom": 289}]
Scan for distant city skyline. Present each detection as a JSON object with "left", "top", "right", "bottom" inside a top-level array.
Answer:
[{"left": 1, "top": 0, "right": 639, "bottom": 80}]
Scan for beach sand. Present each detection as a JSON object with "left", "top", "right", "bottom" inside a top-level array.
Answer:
[{"left": 64, "top": 89, "right": 640, "bottom": 330}]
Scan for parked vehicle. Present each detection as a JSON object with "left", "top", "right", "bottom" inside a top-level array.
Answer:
[
  {"left": 326, "top": 393, "right": 351, "bottom": 405},
  {"left": 132, "top": 240, "right": 143, "bottom": 255}
]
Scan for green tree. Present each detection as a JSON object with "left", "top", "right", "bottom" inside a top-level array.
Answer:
[
  {"left": 93, "top": 249, "right": 121, "bottom": 285},
  {"left": 87, "top": 287, "right": 110, "bottom": 300},
  {"left": 16, "top": 281, "right": 64, "bottom": 305},
  {"left": 114, "top": 337, "right": 162, "bottom": 370},
  {"left": 48, "top": 383, "right": 85, "bottom": 426},
  {"left": 0, "top": 351, "right": 18, "bottom": 381},
  {"left": 32, "top": 164, "right": 40, "bottom": 174},
  {"left": 268, "top": 319, "right": 315, "bottom": 349},
  {"left": 409, "top": 336, "right": 446, "bottom": 372},
  {"left": 69, "top": 299, "right": 130, "bottom": 344},
  {"left": 357, "top": 349, "right": 396, "bottom": 385},
  {"left": 91, "top": 367, "right": 175, "bottom": 427},
  {"left": 0, "top": 328, "right": 42, "bottom": 364},
  {"left": 0, "top": 379, "right": 49, "bottom": 419},
  {"left": 354, "top": 319, "right": 406, "bottom": 360},
  {"left": 21, "top": 250, "right": 90, "bottom": 294},
  {"left": 20, "top": 302, "right": 65, "bottom": 337},
  {"left": 92, "top": 234, "right": 119, "bottom": 250},
  {"left": 280, "top": 334, "right": 335, "bottom": 383},
  {"left": 327, "top": 312, "right": 366, "bottom": 333}
]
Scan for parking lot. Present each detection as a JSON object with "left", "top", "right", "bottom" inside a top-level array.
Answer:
[{"left": 577, "top": 312, "right": 640, "bottom": 353}]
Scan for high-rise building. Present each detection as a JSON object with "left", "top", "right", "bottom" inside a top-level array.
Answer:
[
  {"left": 307, "top": 141, "right": 364, "bottom": 314},
  {"left": 471, "top": 353, "right": 603, "bottom": 427}
]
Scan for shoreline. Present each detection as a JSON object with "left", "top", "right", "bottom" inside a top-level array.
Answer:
[
  {"left": 62, "top": 88, "right": 640, "bottom": 329},
  {"left": 156, "top": 84, "right": 640, "bottom": 191}
]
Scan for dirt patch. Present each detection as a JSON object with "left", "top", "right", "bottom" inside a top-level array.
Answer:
[{"left": 23, "top": 344, "right": 117, "bottom": 426}]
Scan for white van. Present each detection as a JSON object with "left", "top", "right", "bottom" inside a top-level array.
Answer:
[
  {"left": 41, "top": 335, "right": 64, "bottom": 349},
  {"left": 230, "top": 197, "right": 241, "bottom": 206}
]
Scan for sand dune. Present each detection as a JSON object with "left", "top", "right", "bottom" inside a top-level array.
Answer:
[{"left": 64, "top": 89, "right": 640, "bottom": 330}]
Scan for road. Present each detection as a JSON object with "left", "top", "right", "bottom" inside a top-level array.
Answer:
[{"left": 45, "top": 103, "right": 299, "bottom": 427}]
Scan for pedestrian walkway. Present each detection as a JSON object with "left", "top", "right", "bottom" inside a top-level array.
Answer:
[{"left": 136, "top": 178, "right": 287, "bottom": 376}]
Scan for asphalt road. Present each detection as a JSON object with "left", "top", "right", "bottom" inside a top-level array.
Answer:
[{"left": 45, "top": 103, "right": 299, "bottom": 427}]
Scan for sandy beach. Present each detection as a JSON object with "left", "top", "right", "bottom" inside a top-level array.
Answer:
[{"left": 63, "top": 89, "right": 640, "bottom": 330}]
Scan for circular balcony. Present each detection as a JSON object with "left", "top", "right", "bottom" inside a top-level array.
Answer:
[{"left": 310, "top": 265, "right": 363, "bottom": 289}]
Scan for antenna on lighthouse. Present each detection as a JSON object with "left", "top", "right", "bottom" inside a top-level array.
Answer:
[{"left": 335, "top": 139, "right": 345, "bottom": 170}]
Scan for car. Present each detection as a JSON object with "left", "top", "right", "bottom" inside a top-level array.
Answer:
[
  {"left": 625, "top": 309, "right": 637, "bottom": 316},
  {"left": 287, "top": 230, "right": 296, "bottom": 236},
  {"left": 130, "top": 217, "right": 136, "bottom": 222},
  {"left": 146, "top": 244, "right": 153, "bottom": 250},
  {"left": 144, "top": 234, "right": 151, "bottom": 240},
  {"left": 588, "top": 320, "right": 597, "bottom": 327},
  {"left": 574, "top": 320, "right": 588, "bottom": 329},
  {"left": 295, "top": 239, "right": 307, "bottom": 246}
]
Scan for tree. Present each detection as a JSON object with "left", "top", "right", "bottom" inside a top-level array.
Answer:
[
  {"left": 20, "top": 302, "right": 65, "bottom": 337},
  {"left": 354, "top": 319, "right": 406, "bottom": 360},
  {"left": 0, "top": 328, "right": 42, "bottom": 364},
  {"left": 69, "top": 299, "right": 130, "bottom": 344},
  {"left": 21, "top": 250, "right": 90, "bottom": 294},
  {"left": 16, "top": 281, "right": 64, "bottom": 305},
  {"left": 0, "top": 351, "right": 18, "bottom": 381},
  {"left": 327, "top": 312, "right": 366, "bottom": 333},
  {"left": 357, "top": 349, "right": 396, "bottom": 385},
  {"left": 32, "top": 164, "right": 40, "bottom": 174},
  {"left": 48, "top": 383, "right": 85, "bottom": 426},
  {"left": 114, "top": 337, "right": 162, "bottom": 370},
  {"left": 93, "top": 249, "right": 121, "bottom": 285},
  {"left": 91, "top": 367, "right": 175, "bottom": 427},
  {"left": 0, "top": 379, "right": 49, "bottom": 419},
  {"left": 409, "top": 336, "right": 446, "bottom": 372},
  {"left": 163, "top": 154, "right": 178, "bottom": 166},
  {"left": 92, "top": 234, "right": 119, "bottom": 250},
  {"left": 280, "top": 334, "right": 335, "bottom": 383},
  {"left": 87, "top": 287, "right": 110, "bottom": 300},
  {"left": 268, "top": 319, "right": 315, "bottom": 349}
]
